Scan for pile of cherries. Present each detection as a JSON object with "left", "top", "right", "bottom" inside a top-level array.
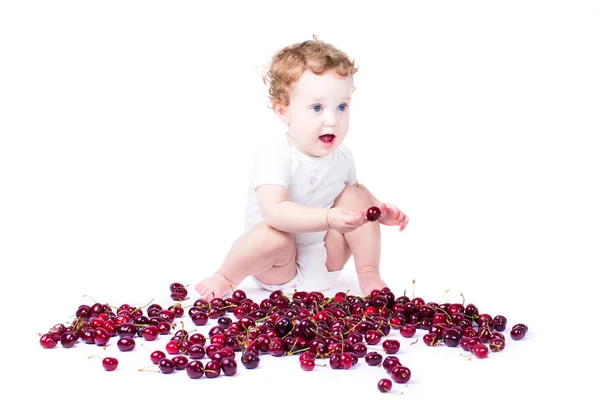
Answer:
[{"left": 39, "top": 283, "right": 528, "bottom": 393}]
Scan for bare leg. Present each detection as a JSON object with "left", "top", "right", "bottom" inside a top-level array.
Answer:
[
  {"left": 195, "top": 223, "right": 297, "bottom": 301},
  {"left": 324, "top": 185, "right": 387, "bottom": 295}
]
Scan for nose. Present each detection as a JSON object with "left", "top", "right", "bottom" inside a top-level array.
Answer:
[{"left": 323, "top": 110, "right": 338, "bottom": 127}]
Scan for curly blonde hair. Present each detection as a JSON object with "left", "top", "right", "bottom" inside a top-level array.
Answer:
[{"left": 263, "top": 35, "right": 359, "bottom": 108}]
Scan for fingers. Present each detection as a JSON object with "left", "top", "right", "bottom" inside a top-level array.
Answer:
[{"left": 399, "top": 214, "right": 410, "bottom": 231}]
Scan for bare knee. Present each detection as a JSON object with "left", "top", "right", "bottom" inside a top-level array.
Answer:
[
  {"left": 334, "top": 184, "right": 372, "bottom": 210},
  {"left": 252, "top": 223, "right": 295, "bottom": 264}
]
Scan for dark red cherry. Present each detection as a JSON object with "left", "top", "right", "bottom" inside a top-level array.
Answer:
[
  {"left": 204, "top": 360, "right": 221, "bottom": 378},
  {"left": 241, "top": 352, "right": 260, "bottom": 369},
  {"left": 390, "top": 365, "right": 411, "bottom": 383},
  {"left": 366, "top": 206, "right": 381, "bottom": 221},
  {"left": 382, "top": 339, "right": 400, "bottom": 354},
  {"left": 117, "top": 336, "right": 135, "bottom": 351},
  {"left": 220, "top": 358, "right": 237, "bottom": 376},
  {"left": 443, "top": 328, "right": 461, "bottom": 347},
  {"left": 150, "top": 350, "right": 166, "bottom": 364},
  {"left": 60, "top": 332, "right": 77, "bottom": 348},
  {"left": 102, "top": 357, "right": 118, "bottom": 371},
  {"left": 158, "top": 358, "right": 176, "bottom": 374},
  {"left": 186, "top": 360, "right": 204, "bottom": 379},
  {"left": 378, "top": 378, "right": 393, "bottom": 393},
  {"left": 472, "top": 343, "right": 489, "bottom": 359},
  {"left": 510, "top": 326, "right": 526, "bottom": 341},
  {"left": 40, "top": 333, "right": 58, "bottom": 349}
]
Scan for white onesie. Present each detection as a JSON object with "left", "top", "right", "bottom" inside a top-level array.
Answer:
[{"left": 244, "top": 132, "right": 358, "bottom": 292}]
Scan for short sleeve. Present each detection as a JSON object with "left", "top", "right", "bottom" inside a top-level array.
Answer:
[
  {"left": 249, "top": 137, "right": 292, "bottom": 190},
  {"left": 340, "top": 145, "right": 358, "bottom": 186}
]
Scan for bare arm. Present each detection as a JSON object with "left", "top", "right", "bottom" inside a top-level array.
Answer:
[{"left": 256, "top": 184, "right": 329, "bottom": 233}]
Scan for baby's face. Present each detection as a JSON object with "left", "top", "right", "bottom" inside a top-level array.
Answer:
[{"left": 279, "top": 70, "right": 354, "bottom": 157}]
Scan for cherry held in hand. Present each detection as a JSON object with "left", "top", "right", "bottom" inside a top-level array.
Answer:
[{"left": 367, "top": 206, "right": 381, "bottom": 221}]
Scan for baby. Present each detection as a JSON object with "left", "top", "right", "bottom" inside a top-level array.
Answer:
[{"left": 196, "top": 36, "right": 409, "bottom": 301}]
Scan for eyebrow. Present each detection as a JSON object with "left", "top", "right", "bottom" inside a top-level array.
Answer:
[{"left": 311, "top": 96, "right": 352, "bottom": 102}]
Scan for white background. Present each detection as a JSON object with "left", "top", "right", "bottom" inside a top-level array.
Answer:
[{"left": 1, "top": 1, "right": 598, "bottom": 398}]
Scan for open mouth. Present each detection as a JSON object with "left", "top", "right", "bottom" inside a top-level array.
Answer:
[{"left": 319, "top": 134, "right": 335, "bottom": 143}]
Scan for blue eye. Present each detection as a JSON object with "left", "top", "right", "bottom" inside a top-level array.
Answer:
[
  {"left": 311, "top": 104, "right": 322, "bottom": 112},
  {"left": 338, "top": 103, "right": 347, "bottom": 111}
]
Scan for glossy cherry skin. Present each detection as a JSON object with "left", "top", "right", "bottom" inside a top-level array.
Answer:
[
  {"left": 102, "top": 357, "right": 118, "bottom": 371},
  {"left": 93, "top": 327, "right": 111, "bottom": 346},
  {"left": 150, "top": 350, "right": 166, "bottom": 364},
  {"left": 117, "top": 336, "right": 135, "bottom": 351},
  {"left": 443, "top": 328, "right": 461, "bottom": 347},
  {"left": 472, "top": 343, "right": 489, "bottom": 359},
  {"left": 400, "top": 324, "right": 417, "bottom": 338},
  {"left": 382, "top": 356, "right": 402, "bottom": 373},
  {"left": 186, "top": 360, "right": 204, "bottom": 379},
  {"left": 510, "top": 326, "right": 526, "bottom": 341},
  {"left": 158, "top": 358, "right": 176, "bottom": 374},
  {"left": 60, "top": 332, "right": 77, "bottom": 348},
  {"left": 382, "top": 339, "right": 400, "bottom": 354},
  {"left": 489, "top": 338, "right": 506, "bottom": 352},
  {"left": 378, "top": 378, "right": 393, "bottom": 393},
  {"left": 241, "top": 352, "right": 260, "bottom": 369},
  {"left": 172, "top": 355, "right": 189, "bottom": 370},
  {"left": 40, "top": 334, "right": 58, "bottom": 349},
  {"left": 366, "top": 206, "right": 381, "bottom": 221},
  {"left": 220, "top": 358, "right": 237, "bottom": 376},
  {"left": 204, "top": 360, "right": 221, "bottom": 378},
  {"left": 390, "top": 365, "right": 411, "bottom": 383}
]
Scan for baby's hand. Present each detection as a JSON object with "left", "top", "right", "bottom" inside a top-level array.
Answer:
[
  {"left": 379, "top": 203, "right": 409, "bottom": 231},
  {"left": 327, "top": 207, "right": 367, "bottom": 234}
]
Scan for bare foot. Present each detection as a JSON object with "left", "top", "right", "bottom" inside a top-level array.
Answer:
[
  {"left": 195, "top": 272, "right": 236, "bottom": 301},
  {"left": 357, "top": 268, "right": 388, "bottom": 297}
]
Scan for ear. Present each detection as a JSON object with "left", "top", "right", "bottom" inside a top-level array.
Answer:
[{"left": 273, "top": 102, "right": 290, "bottom": 125}]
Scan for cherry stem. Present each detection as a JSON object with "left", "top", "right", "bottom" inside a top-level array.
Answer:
[
  {"left": 131, "top": 298, "right": 156, "bottom": 314},
  {"left": 138, "top": 366, "right": 160, "bottom": 373},
  {"left": 82, "top": 294, "right": 98, "bottom": 304},
  {"left": 439, "top": 290, "right": 449, "bottom": 304}
]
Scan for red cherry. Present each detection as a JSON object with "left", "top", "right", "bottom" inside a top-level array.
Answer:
[
  {"left": 170, "top": 282, "right": 185, "bottom": 293},
  {"left": 300, "top": 358, "right": 315, "bottom": 371},
  {"left": 165, "top": 340, "right": 181, "bottom": 355},
  {"left": 399, "top": 324, "right": 417, "bottom": 338},
  {"left": 117, "top": 336, "right": 136, "bottom": 351},
  {"left": 220, "top": 358, "right": 238, "bottom": 376},
  {"left": 102, "top": 357, "right": 118, "bottom": 371},
  {"left": 172, "top": 355, "right": 189, "bottom": 370},
  {"left": 382, "top": 339, "right": 400, "bottom": 354},
  {"left": 40, "top": 333, "right": 58, "bottom": 349},
  {"left": 382, "top": 356, "right": 401, "bottom": 373},
  {"left": 378, "top": 378, "right": 393, "bottom": 393},
  {"left": 150, "top": 350, "right": 166, "bottom": 364},
  {"left": 489, "top": 338, "right": 506, "bottom": 352},
  {"left": 340, "top": 352, "right": 353, "bottom": 370},
  {"left": 142, "top": 325, "right": 159, "bottom": 341},
  {"left": 472, "top": 343, "right": 489, "bottom": 359},
  {"left": 390, "top": 365, "right": 411, "bottom": 383},
  {"left": 510, "top": 326, "right": 526, "bottom": 340},
  {"left": 366, "top": 206, "right": 381, "bottom": 221},
  {"left": 204, "top": 360, "right": 221, "bottom": 378},
  {"left": 158, "top": 358, "right": 176, "bottom": 374},
  {"left": 93, "top": 327, "right": 110, "bottom": 346},
  {"left": 186, "top": 360, "right": 204, "bottom": 379},
  {"left": 60, "top": 332, "right": 77, "bottom": 348},
  {"left": 171, "top": 287, "right": 188, "bottom": 301},
  {"left": 365, "top": 329, "right": 383, "bottom": 345},
  {"left": 423, "top": 333, "right": 439, "bottom": 346}
]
